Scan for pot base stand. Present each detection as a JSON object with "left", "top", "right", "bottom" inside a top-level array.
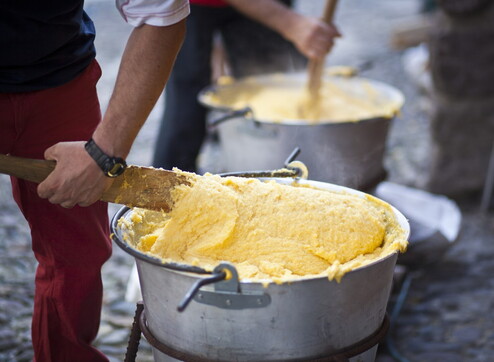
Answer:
[{"left": 123, "top": 302, "right": 390, "bottom": 362}]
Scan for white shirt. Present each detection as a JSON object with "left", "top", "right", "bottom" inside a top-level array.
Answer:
[{"left": 116, "top": 0, "right": 190, "bottom": 27}]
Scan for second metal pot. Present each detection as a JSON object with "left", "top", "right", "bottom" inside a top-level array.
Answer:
[{"left": 199, "top": 73, "right": 405, "bottom": 190}]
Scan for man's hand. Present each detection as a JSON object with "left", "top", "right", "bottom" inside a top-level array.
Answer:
[
  {"left": 285, "top": 15, "right": 341, "bottom": 60},
  {"left": 224, "top": 0, "right": 341, "bottom": 61},
  {"left": 37, "top": 142, "right": 113, "bottom": 208}
]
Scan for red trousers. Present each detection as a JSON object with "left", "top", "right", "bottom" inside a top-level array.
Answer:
[{"left": 0, "top": 61, "right": 111, "bottom": 361}]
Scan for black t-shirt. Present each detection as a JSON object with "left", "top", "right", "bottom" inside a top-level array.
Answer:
[{"left": 0, "top": 0, "right": 96, "bottom": 92}]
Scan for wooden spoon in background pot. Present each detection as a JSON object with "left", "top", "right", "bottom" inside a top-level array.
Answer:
[{"left": 298, "top": 0, "right": 339, "bottom": 120}]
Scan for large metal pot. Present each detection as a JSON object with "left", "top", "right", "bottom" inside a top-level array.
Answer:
[
  {"left": 198, "top": 73, "right": 404, "bottom": 190},
  {"left": 111, "top": 179, "right": 409, "bottom": 362}
]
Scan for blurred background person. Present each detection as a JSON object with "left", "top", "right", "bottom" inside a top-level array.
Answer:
[{"left": 152, "top": 0, "right": 340, "bottom": 172}]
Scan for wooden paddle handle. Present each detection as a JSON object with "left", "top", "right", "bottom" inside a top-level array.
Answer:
[
  {"left": 0, "top": 154, "right": 55, "bottom": 183},
  {"left": 307, "top": 0, "right": 339, "bottom": 95},
  {"left": 0, "top": 154, "right": 127, "bottom": 205},
  {"left": 0, "top": 154, "right": 185, "bottom": 212},
  {"left": 0, "top": 153, "right": 139, "bottom": 208}
]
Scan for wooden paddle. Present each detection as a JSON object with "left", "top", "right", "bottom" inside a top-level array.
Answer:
[
  {"left": 0, "top": 154, "right": 191, "bottom": 212},
  {"left": 306, "top": 0, "right": 339, "bottom": 98}
]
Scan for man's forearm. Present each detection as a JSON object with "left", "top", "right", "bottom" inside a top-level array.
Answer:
[
  {"left": 37, "top": 18, "right": 186, "bottom": 208},
  {"left": 92, "top": 20, "right": 186, "bottom": 158}
]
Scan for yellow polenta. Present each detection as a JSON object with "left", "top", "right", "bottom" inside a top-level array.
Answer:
[
  {"left": 119, "top": 172, "right": 407, "bottom": 282},
  {"left": 201, "top": 74, "right": 402, "bottom": 123}
]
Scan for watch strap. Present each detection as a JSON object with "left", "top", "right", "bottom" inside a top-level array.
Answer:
[{"left": 84, "top": 138, "right": 127, "bottom": 177}]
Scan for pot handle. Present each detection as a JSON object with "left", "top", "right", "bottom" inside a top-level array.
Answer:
[
  {"left": 208, "top": 106, "right": 253, "bottom": 128},
  {"left": 177, "top": 262, "right": 271, "bottom": 312},
  {"left": 219, "top": 147, "right": 309, "bottom": 180},
  {"left": 177, "top": 270, "right": 227, "bottom": 312}
]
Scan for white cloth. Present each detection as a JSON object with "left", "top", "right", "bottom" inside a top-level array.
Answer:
[
  {"left": 116, "top": 0, "right": 190, "bottom": 27},
  {"left": 125, "top": 263, "right": 143, "bottom": 302}
]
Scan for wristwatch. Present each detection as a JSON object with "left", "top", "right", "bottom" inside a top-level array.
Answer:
[{"left": 84, "top": 138, "right": 127, "bottom": 178}]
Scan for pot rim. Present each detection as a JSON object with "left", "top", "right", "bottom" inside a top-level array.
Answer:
[
  {"left": 110, "top": 178, "right": 410, "bottom": 284},
  {"left": 198, "top": 73, "right": 405, "bottom": 125}
]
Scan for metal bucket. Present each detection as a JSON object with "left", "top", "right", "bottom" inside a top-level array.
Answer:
[
  {"left": 111, "top": 179, "right": 409, "bottom": 361},
  {"left": 198, "top": 73, "right": 404, "bottom": 190}
]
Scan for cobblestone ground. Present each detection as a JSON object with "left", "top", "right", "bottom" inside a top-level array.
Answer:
[{"left": 1, "top": 1, "right": 493, "bottom": 361}]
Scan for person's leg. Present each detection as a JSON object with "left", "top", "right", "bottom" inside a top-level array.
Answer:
[
  {"left": 152, "top": 5, "right": 228, "bottom": 172},
  {"left": 7, "top": 61, "right": 111, "bottom": 362},
  {"left": 0, "top": 94, "right": 16, "bottom": 154}
]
